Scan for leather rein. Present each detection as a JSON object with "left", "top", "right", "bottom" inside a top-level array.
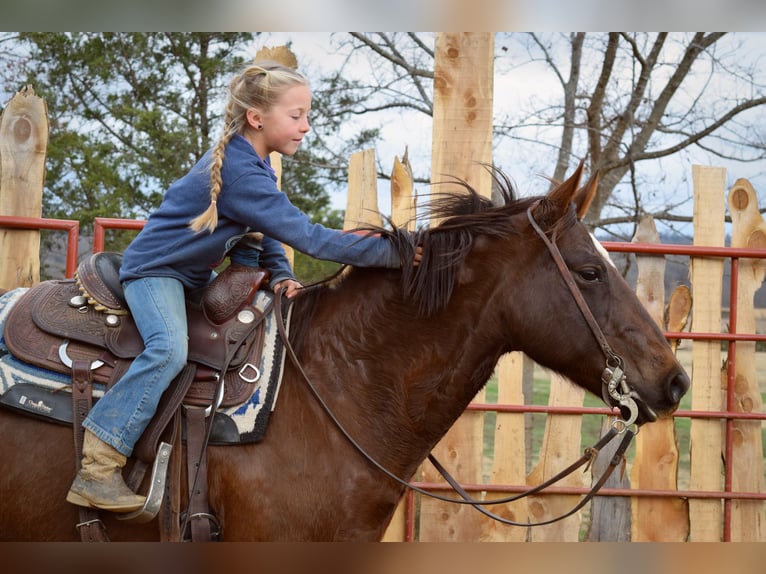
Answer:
[{"left": 272, "top": 203, "right": 640, "bottom": 528}]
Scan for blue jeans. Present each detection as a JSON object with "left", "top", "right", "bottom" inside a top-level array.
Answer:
[{"left": 83, "top": 276, "right": 188, "bottom": 456}]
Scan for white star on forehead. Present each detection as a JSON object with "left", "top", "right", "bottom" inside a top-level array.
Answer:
[{"left": 590, "top": 232, "right": 616, "bottom": 269}]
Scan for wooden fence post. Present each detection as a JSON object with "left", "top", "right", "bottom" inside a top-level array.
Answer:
[
  {"left": 345, "top": 148, "right": 382, "bottom": 229},
  {"left": 419, "top": 31, "right": 495, "bottom": 542},
  {"left": 390, "top": 148, "right": 416, "bottom": 231},
  {"left": 727, "top": 178, "right": 765, "bottom": 541},
  {"left": 381, "top": 149, "right": 416, "bottom": 542},
  {"left": 629, "top": 216, "right": 689, "bottom": 541},
  {"left": 0, "top": 86, "right": 48, "bottom": 289},
  {"left": 483, "top": 352, "right": 528, "bottom": 542},
  {"left": 689, "top": 165, "right": 727, "bottom": 541},
  {"left": 526, "top": 373, "right": 585, "bottom": 541}
]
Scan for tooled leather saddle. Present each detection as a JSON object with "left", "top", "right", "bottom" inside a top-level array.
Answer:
[
  {"left": 1, "top": 251, "right": 276, "bottom": 541},
  {"left": 3, "top": 252, "right": 272, "bottom": 461}
]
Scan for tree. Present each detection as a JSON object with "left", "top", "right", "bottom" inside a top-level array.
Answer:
[
  {"left": 501, "top": 32, "right": 766, "bottom": 235},
  {"left": 15, "top": 33, "right": 252, "bottom": 227},
  {"left": 330, "top": 32, "right": 766, "bottom": 238}
]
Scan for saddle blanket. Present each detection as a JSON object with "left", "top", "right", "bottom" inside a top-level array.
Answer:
[{"left": 0, "top": 287, "right": 292, "bottom": 444}]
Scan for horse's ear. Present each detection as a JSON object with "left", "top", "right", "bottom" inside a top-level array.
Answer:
[
  {"left": 573, "top": 171, "right": 599, "bottom": 220},
  {"left": 533, "top": 161, "right": 585, "bottom": 227}
]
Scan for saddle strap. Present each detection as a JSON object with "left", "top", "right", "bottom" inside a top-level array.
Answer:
[
  {"left": 132, "top": 363, "right": 197, "bottom": 464},
  {"left": 71, "top": 359, "right": 109, "bottom": 542},
  {"left": 158, "top": 413, "right": 184, "bottom": 542},
  {"left": 184, "top": 405, "right": 214, "bottom": 542}
]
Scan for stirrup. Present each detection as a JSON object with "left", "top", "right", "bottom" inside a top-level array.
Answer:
[{"left": 116, "top": 441, "right": 173, "bottom": 524}]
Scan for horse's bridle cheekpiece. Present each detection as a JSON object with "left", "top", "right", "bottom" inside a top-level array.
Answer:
[
  {"left": 526, "top": 203, "right": 643, "bottom": 428},
  {"left": 274, "top": 203, "right": 641, "bottom": 529}
]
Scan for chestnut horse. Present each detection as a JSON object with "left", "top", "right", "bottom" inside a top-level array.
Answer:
[{"left": 0, "top": 164, "right": 689, "bottom": 541}]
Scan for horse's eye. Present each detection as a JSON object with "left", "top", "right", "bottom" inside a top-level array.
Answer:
[{"left": 577, "top": 267, "right": 602, "bottom": 283}]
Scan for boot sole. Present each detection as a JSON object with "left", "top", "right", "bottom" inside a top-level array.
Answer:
[{"left": 66, "top": 490, "right": 144, "bottom": 513}]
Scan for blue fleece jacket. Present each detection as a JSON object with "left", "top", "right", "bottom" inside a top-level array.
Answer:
[{"left": 120, "top": 134, "right": 399, "bottom": 289}]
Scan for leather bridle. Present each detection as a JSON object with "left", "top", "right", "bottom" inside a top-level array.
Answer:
[
  {"left": 272, "top": 203, "right": 640, "bottom": 528},
  {"left": 525, "top": 203, "right": 643, "bottom": 428}
]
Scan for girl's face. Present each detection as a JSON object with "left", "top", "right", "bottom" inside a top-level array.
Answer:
[{"left": 247, "top": 84, "right": 311, "bottom": 158}]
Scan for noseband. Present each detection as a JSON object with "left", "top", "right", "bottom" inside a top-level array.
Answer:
[{"left": 273, "top": 201, "right": 643, "bottom": 529}]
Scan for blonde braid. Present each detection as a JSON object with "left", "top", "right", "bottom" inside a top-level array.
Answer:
[{"left": 189, "top": 61, "right": 308, "bottom": 234}]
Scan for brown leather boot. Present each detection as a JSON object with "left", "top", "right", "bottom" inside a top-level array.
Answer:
[{"left": 66, "top": 430, "right": 146, "bottom": 513}]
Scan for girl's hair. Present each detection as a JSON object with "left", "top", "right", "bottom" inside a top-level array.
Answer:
[{"left": 189, "top": 61, "right": 309, "bottom": 233}]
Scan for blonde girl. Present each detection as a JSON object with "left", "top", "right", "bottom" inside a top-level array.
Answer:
[{"left": 67, "top": 61, "right": 408, "bottom": 512}]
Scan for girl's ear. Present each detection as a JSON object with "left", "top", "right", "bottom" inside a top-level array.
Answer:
[{"left": 246, "top": 108, "right": 263, "bottom": 130}]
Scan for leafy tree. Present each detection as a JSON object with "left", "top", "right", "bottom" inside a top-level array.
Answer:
[
  {"left": 16, "top": 33, "right": 252, "bottom": 228},
  {"left": 5, "top": 32, "right": 368, "bottom": 281}
]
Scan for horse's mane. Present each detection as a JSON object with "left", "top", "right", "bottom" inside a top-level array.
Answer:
[
  {"left": 296, "top": 166, "right": 582, "bottom": 324},
  {"left": 376, "top": 166, "right": 541, "bottom": 317}
]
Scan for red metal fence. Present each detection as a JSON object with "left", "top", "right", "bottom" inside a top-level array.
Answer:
[{"left": 1, "top": 216, "right": 764, "bottom": 541}]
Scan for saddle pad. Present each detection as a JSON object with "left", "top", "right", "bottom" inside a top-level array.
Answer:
[
  {"left": 215, "top": 290, "right": 293, "bottom": 444},
  {"left": 0, "top": 288, "right": 81, "bottom": 393},
  {"left": 0, "top": 288, "right": 294, "bottom": 445}
]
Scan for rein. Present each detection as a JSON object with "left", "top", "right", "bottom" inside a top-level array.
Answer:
[{"left": 272, "top": 205, "right": 640, "bottom": 528}]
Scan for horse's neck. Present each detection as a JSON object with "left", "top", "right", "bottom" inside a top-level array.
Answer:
[{"left": 297, "top": 274, "right": 508, "bottom": 469}]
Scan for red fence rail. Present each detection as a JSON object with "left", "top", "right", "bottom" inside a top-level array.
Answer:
[
  {"left": 0, "top": 215, "right": 79, "bottom": 278},
  {"left": 92, "top": 217, "right": 145, "bottom": 253}
]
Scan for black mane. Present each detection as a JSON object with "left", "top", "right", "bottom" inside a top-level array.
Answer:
[{"left": 377, "top": 166, "right": 540, "bottom": 316}]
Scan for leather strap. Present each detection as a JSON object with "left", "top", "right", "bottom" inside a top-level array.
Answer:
[
  {"left": 71, "top": 359, "right": 109, "bottom": 542},
  {"left": 426, "top": 426, "right": 635, "bottom": 527},
  {"left": 526, "top": 204, "right": 618, "bottom": 364},
  {"left": 159, "top": 412, "right": 183, "bottom": 542},
  {"left": 184, "top": 405, "right": 213, "bottom": 542}
]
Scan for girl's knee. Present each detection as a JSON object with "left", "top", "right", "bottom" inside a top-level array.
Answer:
[
  {"left": 143, "top": 338, "right": 187, "bottom": 373},
  {"left": 167, "top": 342, "right": 188, "bottom": 373}
]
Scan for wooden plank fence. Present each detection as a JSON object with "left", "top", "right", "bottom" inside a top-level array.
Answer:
[{"left": 2, "top": 35, "right": 765, "bottom": 542}]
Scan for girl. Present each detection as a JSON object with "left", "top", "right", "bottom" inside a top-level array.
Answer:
[{"left": 67, "top": 61, "right": 415, "bottom": 512}]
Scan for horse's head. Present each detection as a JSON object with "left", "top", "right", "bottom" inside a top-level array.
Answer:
[
  {"left": 510, "top": 163, "right": 690, "bottom": 423},
  {"left": 382, "top": 161, "right": 689, "bottom": 426}
]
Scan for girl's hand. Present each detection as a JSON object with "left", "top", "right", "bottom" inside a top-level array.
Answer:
[
  {"left": 413, "top": 245, "right": 423, "bottom": 267},
  {"left": 273, "top": 279, "right": 303, "bottom": 299}
]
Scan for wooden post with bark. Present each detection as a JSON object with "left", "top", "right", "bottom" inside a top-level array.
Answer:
[
  {"left": 418, "top": 31, "right": 495, "bottom": 542},
  {"left": 629, "top": 215, "right": 690, "bottom": 541},
  {"left": 727, "top": 178, "right": 765, "bottom": 541},
  {"left": 0, "top": 86, "right": 48, "bottom": 290}
]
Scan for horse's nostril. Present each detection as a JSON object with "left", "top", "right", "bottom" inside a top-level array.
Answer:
[{"left": 668, "top": 371, "right": 691, "bottom": 405}]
